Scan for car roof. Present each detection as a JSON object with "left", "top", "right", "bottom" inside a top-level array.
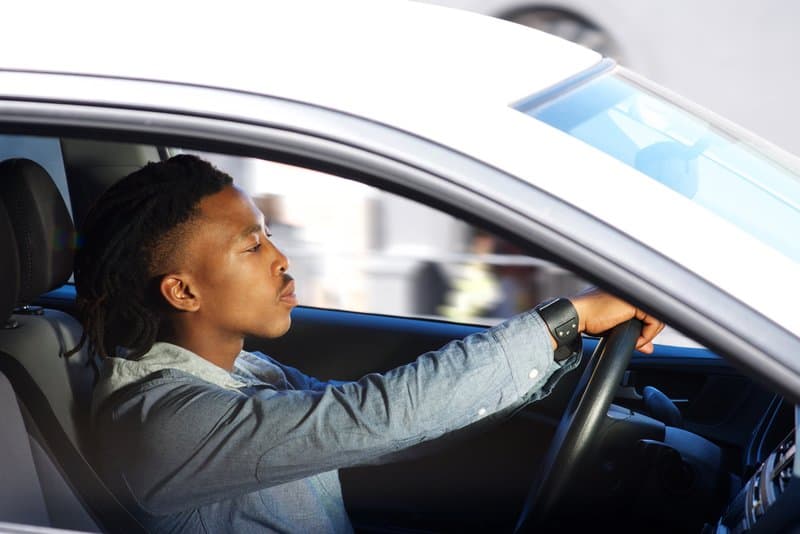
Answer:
[
  {"left": 2, "top": 1, "right": 599, "bottom": 115},
  {"left": 2, "top": 0, "right": 799, "bottom": 337}
]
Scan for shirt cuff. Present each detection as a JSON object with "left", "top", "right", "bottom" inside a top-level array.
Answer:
[{"left": 488, "top": 309, "right": 563, "bottom": 398}]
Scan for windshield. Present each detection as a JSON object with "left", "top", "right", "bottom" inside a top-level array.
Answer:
[{"left": 518, "top": 68, "right": 800, "bottom": 262}]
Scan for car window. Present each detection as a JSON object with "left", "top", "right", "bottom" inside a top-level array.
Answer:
[
  {"left": 0, "top": 134, "right": 72, "bottom": 219},
  {"left": 177, "top": 150, "right": 587, "bottom": 320},
  {"left": 520, "top": 69, "right": 800, "bottom": 262},
  {"left": 176, "top": 149, "right": 701, "bottom": 348}
]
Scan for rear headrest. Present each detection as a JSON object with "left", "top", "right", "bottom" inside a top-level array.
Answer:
[
  {"left": 0, "top": 201, "right": 20, "bottom": 321},
  {"left": 0, "top": 159, "right": 75, "bottom": 304}
]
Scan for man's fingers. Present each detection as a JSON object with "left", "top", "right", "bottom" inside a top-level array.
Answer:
[
  {"left": 635, "top": 311, "right": 664, "bottom": 353},
  {"left": 641, "top": 320, "right": 663, "bottom": 342},
  {"left": 572, "top": 290, "right": 666, "bottom": 350}
]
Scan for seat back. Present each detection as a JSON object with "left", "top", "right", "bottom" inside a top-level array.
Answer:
[
  {"left": 0, "top": 158, "right": 144, "bottom": 532},
  {"left": 0, "top": 157, "right": 93, "bottom": 452},
  {"left": 0, "top": 310, "right": 94, "bottom": 450},
  {"left": 0, "top": 180, "right": 47, "bottom": 526},
  {"left": 0, "top": 369, "right": 50, "bottom": 528},
  {"left": 0, "top": 179, "right": 98, "bottom": 531}
]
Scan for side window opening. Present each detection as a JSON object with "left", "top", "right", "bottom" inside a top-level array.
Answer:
[
  {"left": 173, "top": 148, "right": 702, "bottom": 349},
  {"left": 178, "top": 149, "right": 592, "bottom": 325},
  {"left": 0, "top": 139, "right": 700, "bottom": 350}
]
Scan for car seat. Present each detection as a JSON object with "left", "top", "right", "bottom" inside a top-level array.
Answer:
[
  {"left": 0, "top": 178, "right": 97, "bottom": 530},
  {"left": 0, "top": 158, "right": 144, "bottom": 532},
  {"left": 0, "top": 158, "right": 93, "bottom": 451}
]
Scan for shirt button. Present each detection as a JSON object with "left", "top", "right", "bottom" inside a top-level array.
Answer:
[
  {"left": 529, "top": 369, "right": 539, "bottom": 380},
  {"left": 478, "top": 407, "right": 487, "bottom": 417}
]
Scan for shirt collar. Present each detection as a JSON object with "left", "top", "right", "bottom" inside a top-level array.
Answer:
[
  {"left": 136, "top": 342, "right": 247, "bottom": 389},
  {"left": 101, "top": 341, "right": 246, "bottom": 394},
  {"left": 92, "top": 342, "right": 252, "bottom": 416}
]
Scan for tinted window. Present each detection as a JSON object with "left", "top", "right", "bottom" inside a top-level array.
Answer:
[{"left": 520, "top": 71, "right": 800, "bottom": 261}]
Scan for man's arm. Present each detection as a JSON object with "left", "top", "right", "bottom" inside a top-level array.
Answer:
[
  {"left": 99, "top": 309, "right": 558, "bottom": 515},
  {"left": 99, "top": 290, "right": 663, "bottom": 515}
]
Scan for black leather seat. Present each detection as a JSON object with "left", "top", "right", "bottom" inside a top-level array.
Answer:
[
  {"left": 0, "top": 158, "right": 93, "bottom": 452},
  {"left": 0, "top": 173, "right": 97, "bottom": 530},
  {"left": 0, "top": 158, "right": 144, "bottom": 532}
]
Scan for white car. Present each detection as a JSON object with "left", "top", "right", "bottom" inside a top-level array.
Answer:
[{"left": 0, "top": 1, "right": 798, "bottom": 532}]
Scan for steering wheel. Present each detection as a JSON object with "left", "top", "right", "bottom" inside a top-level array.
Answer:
[{"left": 514, "top": 318, "right": 643, "bottom": 532}]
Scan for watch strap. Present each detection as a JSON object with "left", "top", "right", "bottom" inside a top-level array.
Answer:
[{"left": 536, "top": 297, "right": 581, "bottom": 362}]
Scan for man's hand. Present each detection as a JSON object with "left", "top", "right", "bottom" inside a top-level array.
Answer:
[{"left": 569, "top": 288, "right": 665, "bottom": 354}]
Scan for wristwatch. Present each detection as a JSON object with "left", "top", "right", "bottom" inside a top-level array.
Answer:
[{"left": 535, "top": 297, "right": 581, "bottom": 362}]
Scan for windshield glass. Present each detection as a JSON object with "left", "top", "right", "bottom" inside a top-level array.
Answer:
[{"left": 518, "top": 68, "right": 800, "bottom": 262}]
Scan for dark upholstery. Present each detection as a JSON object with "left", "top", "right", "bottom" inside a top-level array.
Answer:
[
  {"left": 0, "top": 158, "right": 75, "bottom": 304},
  {"left": 0, "top": 185, "right": 95, "bottom": 529},
  {"left": 0, "top": 156, "right": 142, "bottom": 532},
  {"left": 0, "top": 157, "right": 92, "bottom": 447},
  {"left": 0, "top": 201, "right": 19, "bottom": 321},
  {"left": 0, "top": 371, "right": 51, "bottom": 527}
]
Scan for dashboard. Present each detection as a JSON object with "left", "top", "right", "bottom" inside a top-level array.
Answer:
[{"left": 717, "top": 406, "right": 800, "bottom": 532}]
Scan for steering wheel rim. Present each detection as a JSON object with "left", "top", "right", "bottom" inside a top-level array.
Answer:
[{"left": 514, "top": 318, "right": 643, "bottom": 532}]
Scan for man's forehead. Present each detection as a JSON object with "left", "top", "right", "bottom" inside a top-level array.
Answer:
[{"left": 196, "top": 186, "right": 265, "bottom": 236}]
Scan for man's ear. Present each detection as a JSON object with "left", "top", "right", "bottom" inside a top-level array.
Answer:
[{"left": 159, "top": 274, "right": 200, "bottom": 312}]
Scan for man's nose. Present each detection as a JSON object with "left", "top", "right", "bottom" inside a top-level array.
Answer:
[{"left": 273, "top": 245, "right": 289, "bottom": 275}]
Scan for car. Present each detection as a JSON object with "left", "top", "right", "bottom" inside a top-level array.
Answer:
[{"left": 0, "top": 1, "right": 798, "bottom": 533}]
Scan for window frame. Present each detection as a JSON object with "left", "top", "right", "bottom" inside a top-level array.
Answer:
[{"left": 0, "top": 71, "right": 798, "bottom": 401}]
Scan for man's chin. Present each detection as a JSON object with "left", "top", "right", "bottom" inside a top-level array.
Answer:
[{"left": 257, "top": 316, "right": 292, "bottom": 339}]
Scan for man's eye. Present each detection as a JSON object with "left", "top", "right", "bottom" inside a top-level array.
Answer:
[{"left": 248, "top": 243, "right": 262, "bottom": 253}]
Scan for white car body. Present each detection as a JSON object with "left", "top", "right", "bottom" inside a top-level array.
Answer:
[{"left": 2, "top": 1, "right": 797, "bottom": 337}]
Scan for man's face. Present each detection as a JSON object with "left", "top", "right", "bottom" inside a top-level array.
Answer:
[{"left": 179, "top": 185, "right": 297, "bottom": 340}]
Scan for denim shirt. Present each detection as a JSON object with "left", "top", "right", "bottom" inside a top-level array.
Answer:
[{"left": 91, "top": 309, "right": 580, "bottom": 533}]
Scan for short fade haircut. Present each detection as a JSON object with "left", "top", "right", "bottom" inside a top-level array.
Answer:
[{"left": 72, "top": 154, "right": 233, "bottom": 359}]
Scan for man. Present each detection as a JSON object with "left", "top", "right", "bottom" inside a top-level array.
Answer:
[{"left": 75, "top": 155, "right": 664, "bottom": 533}]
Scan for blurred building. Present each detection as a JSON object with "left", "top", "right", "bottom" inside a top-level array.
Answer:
[{"left": 190, "top": 151, "right": 587, "bottom": 326}]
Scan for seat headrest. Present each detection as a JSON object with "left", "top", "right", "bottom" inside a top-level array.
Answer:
[
  {"left": 0, "top": 159, "right": 75, "bottom": 304},
  {"left": 0, "top": 201, "right": 20, "bottom": 321}
]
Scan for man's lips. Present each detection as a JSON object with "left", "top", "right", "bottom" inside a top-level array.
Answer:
[{"left": 279, "top": 278, "right": 297, "bottom": 304}]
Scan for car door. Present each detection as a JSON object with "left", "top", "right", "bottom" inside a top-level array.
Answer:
[
  {"left": 623, "top": 349, "right": 774, "bottom": 450},
  {"left": 23, "top": 135, "right": 774, "bottom": 533}
]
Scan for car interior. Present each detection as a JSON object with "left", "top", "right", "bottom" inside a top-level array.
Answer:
[{"left": 0, "top": 135, "right": 796, "bottom": 533}]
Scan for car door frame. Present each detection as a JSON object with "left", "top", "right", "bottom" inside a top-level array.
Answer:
[{"left": 1, "top": 69, "right": 799, "bottom": 403}]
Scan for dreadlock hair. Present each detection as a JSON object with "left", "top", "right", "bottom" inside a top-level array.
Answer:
[{"left": 71, "top": 154, "right": 233, "bottom": 359}]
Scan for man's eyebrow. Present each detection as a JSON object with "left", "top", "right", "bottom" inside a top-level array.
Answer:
[{"left": 238, "top": 223, "right": 264, "bottom": 240}]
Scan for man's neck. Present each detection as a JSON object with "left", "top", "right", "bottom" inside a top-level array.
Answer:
[{"left": 159, "top": 329, "right": 243, "bottom": 372}]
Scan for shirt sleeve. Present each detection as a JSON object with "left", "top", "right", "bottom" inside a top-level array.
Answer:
[
  {"left": 97, "top": 309, "right": 578, "bottom": 515},
  {"left": 259, "top": 354, "right": 346, "bottom": 391}
]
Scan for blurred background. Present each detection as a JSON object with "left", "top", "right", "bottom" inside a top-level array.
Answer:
[
  {"left": 181, "top": 1, "right": 799, "bottom": 348},
  {"left": 184, "top": 151, "right": 699, "bottom": 346},
  {"left": 182, "top": 153, "right": 589, "bottom": 322},
  {"left": 422, "top": 0, "right": 800, "bottom": 158}
]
